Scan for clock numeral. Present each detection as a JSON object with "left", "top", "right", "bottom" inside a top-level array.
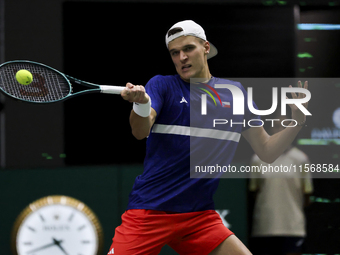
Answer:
[
  {"left": 77, "top": 225, "right": 86, "bottom": 231},
  {"left": 68, "top": 213, "right": 74, "bottom": 222},
  {"left": 27, "top": 226, "right": 36, "bottom": 232},
  {"left": 39, "top": 214, "right": 45, "bottom": 222},
  {"left": 23, "top": 242, "right": 32, "bottom": 245},
  {"left": 81, "top": 240, "right": 90, "bottom": 244}
]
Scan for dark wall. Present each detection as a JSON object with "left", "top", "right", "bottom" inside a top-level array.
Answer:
[{"left": 2, "top": 0, "right": 64, "bottom": 169}]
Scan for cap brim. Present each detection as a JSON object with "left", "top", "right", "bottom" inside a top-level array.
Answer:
[{"left": 207, "top": 42, "right": 218, "bottom": 59}]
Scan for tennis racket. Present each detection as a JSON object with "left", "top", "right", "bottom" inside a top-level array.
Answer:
[{"left": 0, "top": 60, "right": 125, "bottom": 103}]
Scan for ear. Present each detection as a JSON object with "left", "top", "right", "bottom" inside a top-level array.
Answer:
[{"left": 204, "top": 41, "right": 211, "bottom": 55}]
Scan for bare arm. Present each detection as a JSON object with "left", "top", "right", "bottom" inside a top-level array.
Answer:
[
  {"left": 242, "top": 81, "right": 308, "bottom": 163},
  {"left": 129, "top": 109, "right": 157, "bottom": 140},
  {"left": 242, "top": 124, "right": 302, "bottom": 163},
  {"left": 121, "top": 82, "right": 157, "bottom": 140}
]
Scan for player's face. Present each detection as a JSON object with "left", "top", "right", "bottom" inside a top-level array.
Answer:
[{"left": 168, "top": 36, "right": 210, "bottom": 82}]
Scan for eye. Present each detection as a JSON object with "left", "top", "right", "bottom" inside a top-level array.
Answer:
[
  {"left": 171, "top": 51, "right": 179, "bottom": 56},
  {"left": 184, "top": 45, "right": 195, "bottom": 52}
]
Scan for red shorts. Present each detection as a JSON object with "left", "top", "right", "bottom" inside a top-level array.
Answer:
[{"left": 107, "top": 209, "right": 234, "bottom": 255}]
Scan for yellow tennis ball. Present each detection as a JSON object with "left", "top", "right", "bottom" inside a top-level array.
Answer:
[{"left": 16, "top": 69, "right": 33, "bottom": 85}]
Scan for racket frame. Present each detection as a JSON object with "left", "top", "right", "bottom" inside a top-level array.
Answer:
[{"left": 0, "top": 60, "right": 124, "bottom": 104}]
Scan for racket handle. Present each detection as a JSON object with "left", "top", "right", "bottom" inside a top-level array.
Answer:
[{"left": 100, "top": 85, "right": 125, "bottom": 94}]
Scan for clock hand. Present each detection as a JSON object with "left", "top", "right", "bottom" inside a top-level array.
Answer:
[
  {"left": 53, "top": 238, "right": 69, "bottom": 255},
  {"left": 26, "top": 239, "right": 61, "bottom": 254}
]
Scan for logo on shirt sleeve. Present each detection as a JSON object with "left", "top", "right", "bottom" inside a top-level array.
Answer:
[{"left": 180, "top": 96, "right": 188, "bottom": 104}]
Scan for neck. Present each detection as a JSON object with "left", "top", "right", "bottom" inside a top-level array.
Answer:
[
  {"left": 200, "top": 65, "right": 212, "bottom": 82},
  {"left": 181, "top": 65, "right": 212, "bottom": 83}
]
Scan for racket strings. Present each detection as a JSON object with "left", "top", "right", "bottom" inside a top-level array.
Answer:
[{"left": 0, "top": 62, "right": 70, "bottom": 102}]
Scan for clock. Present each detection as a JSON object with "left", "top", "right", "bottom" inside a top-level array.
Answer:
[{"left": 11, "top": 195, "right": 104, "bottom": 255}]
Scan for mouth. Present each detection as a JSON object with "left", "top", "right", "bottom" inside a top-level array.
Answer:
[{"left": 181, "top": 64, "right": 192, "bottom": 72}]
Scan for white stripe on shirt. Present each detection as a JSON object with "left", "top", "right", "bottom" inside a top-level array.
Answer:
[{"left": 151, "top": 124, "right": 241, "bottom": 142}]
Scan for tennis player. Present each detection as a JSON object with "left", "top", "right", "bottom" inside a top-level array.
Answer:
[{"left": 108, "top": 20, "right": 308, "bottom": 255}]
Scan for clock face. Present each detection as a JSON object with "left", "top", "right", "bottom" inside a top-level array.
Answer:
[{"left": 12, "top": 196, "right": 103, "bottom": 255}]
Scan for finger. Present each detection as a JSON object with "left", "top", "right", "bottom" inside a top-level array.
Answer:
[
  {"left": 131, "top": 85, "right": 142, "bottom": 102},
  {"left": 304, "top": 80, "right": 308, "bottom": 90},
  {"left": 126, "top": 82, "right": 134, "bottom": 89},
  {"left": 131, "top": 84, "right": 141, "bottom": 99},
  {"left": 139, "top": 90, "right": 145, "bottom": 103},
  {"left": 121, "top": 88, "right": 129, "bottom": 97},
  {"left": 124, "top": 82, "right": 134, "bottom": 95},
  {"left": 297, "top": 80, "right": 302, "bottom": 88},
  {"left": 137, "top": 86, "right": 146, "bottom": 102},
  {"left": 121, "top": 83, "right": 134, "bottom": 99},
  {"left": 298, "top": 81, "right": 309, "bottom": 99},
  {"left": 296, "top": 81, "right": 303, "bottom": 98},
  {"left": 121, "top": 86, "right": 131, "bottom": 96}
]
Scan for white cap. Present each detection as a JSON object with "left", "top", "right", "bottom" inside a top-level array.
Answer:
[{"left": 165, "top": 20, "right": 218, "bottom": 59}]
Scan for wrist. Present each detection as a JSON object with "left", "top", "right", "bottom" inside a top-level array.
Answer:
[
  {"left": 296, "top": 119, "right": 306, "bottom": 126},
  {"left": 133, "top": 97, "right": 151, "bottom": 117},
  {"left": 291, "top": 118, "right": 306, "bottom": 127}
]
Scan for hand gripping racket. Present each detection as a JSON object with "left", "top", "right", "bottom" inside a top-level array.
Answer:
[{"left": 0, "top": 60, "right": 125, "bottom": 103}]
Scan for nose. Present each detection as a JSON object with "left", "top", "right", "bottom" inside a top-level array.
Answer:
[{"left": 179, "top": 51, "right": 188, "bottom": 62}]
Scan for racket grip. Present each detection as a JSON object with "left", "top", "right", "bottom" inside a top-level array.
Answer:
[{"left": 100, "top": 85, "right": 125, "bottom": 94}]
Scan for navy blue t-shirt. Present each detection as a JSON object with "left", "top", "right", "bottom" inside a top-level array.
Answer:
[{"left": 127, "top": 75, "right": 260, "bottom": 212}]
